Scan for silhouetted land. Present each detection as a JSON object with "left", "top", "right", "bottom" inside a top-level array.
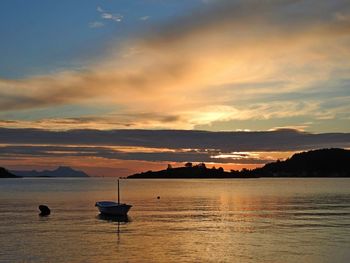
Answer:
[
  {"left": 0, "top": 167, "right": 19, "bottom": 178},
  {"left": 252, "top": 148, "right": 350, "bottom": 177},
  {"left": 11, "top": 166, "right": 89, "bottom": 178},
  {"left": 128, "top": 162, "right": 257, "bottom": 179},
  {"left": 128, "top": 148, "right": 350, "bottom": 179}
]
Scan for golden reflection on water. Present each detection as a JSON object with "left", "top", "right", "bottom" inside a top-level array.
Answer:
[{"left": 0, "top": 178, "right": 349, "bottom": 262}]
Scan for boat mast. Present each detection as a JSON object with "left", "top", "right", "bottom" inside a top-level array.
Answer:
[{"left": 117, "top": 179, "right": 120, "bottom": 204}]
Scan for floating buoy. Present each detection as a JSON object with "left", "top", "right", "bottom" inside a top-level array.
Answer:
[{"left": 39, "top": 205, "right": 51, "bottom": 216}]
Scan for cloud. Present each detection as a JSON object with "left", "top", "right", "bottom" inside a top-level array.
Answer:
[
  {"left": 0, "top": 112, "right": 184, "bottom": 130},
  {"left": 97, "top": 5, "right": 123, "bottom": 22},
  {"left": 101, "top": 13, "right": 123, "bottom": 22},
  {"left": 0, "top": 144, "right": 273, "bottom": 164},
  {"left": 335, "top": 12, "right": 350, "bottom": 21},
  {"left": 0, "top": 128, "right": 348, "bottom": 165},
  {"left": 0, "top": 102, "right": 327, "bottom": 132},
  {"left": 0, "top": 128, "right": 349, "bottom": 152},
  {"left": 89, "top": 21, "right": 104, "bottom": 28},
  {"left": 140, "top": 16, "right": 150, "bottom": 21},
  {"left": 0, "top": 0, "right": 350, "bottom": 129},
  {"left": 97, "top": 6, "right": 104, "bottom": 13}
]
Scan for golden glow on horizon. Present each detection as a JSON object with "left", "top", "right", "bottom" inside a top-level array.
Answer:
[
  {"left": 0, "top": 1, "right": 349, "bottom": 175},
  {"left": 0, "top": 141, "right": 310, "bottom": 176},
  {"left": 0, "top": 155, "right": 268, "bottom": 177}
]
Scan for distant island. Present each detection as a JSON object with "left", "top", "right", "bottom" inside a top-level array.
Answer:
[
  {"left": 128, "top": 148, "right": 350, "bottom": 179},
  {"left": 0, "top": 167, "right": 19, "bottom": 178},
  {"left": 128, "top": 162, "right": 257, "bottom": 179},
  {"left": 10, "top": 166, "right": 89, "bottom": 178}
]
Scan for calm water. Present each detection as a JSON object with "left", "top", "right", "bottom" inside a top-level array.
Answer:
[{"left": 0, "top": 178, "right": 349, "bottom": 263}]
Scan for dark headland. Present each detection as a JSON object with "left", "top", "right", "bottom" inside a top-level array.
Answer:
[
  {"left": 0, "top": 167, "right": 20, "bottom": 178},
  {"left": 128, "top": 148, "right": 350, "bottom": 179}
]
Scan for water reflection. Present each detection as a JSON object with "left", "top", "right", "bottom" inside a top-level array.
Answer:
[
  {"left": 97, "top": 213, "right": 130, "bottom": 223},
  {"left": 1, "top": 178, "right": 349, "bottom": 263},
  {"left": 97, "top": 213, "right": 131, "bottom": 242}
]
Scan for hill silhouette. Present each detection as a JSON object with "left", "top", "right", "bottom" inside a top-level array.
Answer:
[
  {"left": 252, "top": 148, "right": 350, "bottom": 177},
  {"left": 11, "top": 166, "right": 89, "bottom": 177},
  {"left": 128, "top": 148, "right": 350, "bottom": 179},
  {"left": 128, "top": 162, "right": 255, "bottom": 179},
  {"left": 0, "top": 167, "right": 19, "bottom": 178}
]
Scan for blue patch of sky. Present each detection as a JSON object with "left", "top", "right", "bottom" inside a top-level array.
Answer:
[{"left": 0, "top": 0, "right": 203, "bottom": 79}]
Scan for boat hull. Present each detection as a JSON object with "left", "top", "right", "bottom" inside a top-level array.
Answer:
[{"left": 95, "top": 201, "right": 132, "bottom": 216}]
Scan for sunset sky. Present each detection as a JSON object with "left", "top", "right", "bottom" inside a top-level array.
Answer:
[{"left": 0, "top": 0, "right": 349, "bottom": 176}]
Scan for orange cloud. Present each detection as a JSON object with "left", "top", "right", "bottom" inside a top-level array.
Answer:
[{"left": 0, "top": 0, "right": 349, "bottom": 129}]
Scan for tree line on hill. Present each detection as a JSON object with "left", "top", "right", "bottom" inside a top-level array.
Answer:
[{"left": 128, "top": 148, "right": 350, "bottom": 179}]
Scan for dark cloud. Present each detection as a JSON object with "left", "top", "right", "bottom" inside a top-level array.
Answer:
[
  {"left": 0, "top": 128, "right": 349, "bottom": 152},
  {"left": 150, "top": 0, "right": 350, "bottom": 45},
  {"left": 0, "top": 144, "right": 271, "bottom": 164}
]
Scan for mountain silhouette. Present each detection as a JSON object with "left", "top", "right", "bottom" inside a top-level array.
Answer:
[
  {"left": 0, "top": 167, "right": 19, "bottom": 178},
  {"left": 11, "top": 166, "right": 89, "bottom": 177}
]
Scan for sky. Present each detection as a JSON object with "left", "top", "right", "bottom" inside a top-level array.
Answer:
[{"left": 0, "top": 0, "right": 349, "bottom": 176}]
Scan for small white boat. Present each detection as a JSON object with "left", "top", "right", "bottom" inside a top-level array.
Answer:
[
  {"left": 95, "top": 179, "right": 132, "bottom": 216},
  {"left": 95, "top": 201, "right": 132, "bottom": 216}
]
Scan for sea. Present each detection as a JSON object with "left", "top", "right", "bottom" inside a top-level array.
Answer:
[{"left": 0, "top": 178, "right": 349, "bottom": 263}]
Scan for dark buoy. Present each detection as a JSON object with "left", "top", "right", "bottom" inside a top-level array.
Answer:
[
  {"left": 157, "top": 196, "right": 160, "bottom": 199},
  {"left": 39, "top": 205, "right": 51, "bottom": 216}
]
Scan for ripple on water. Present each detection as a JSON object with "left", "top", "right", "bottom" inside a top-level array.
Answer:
[{"left": 0, "top": 178, "right": 349, "bottom": 263}]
